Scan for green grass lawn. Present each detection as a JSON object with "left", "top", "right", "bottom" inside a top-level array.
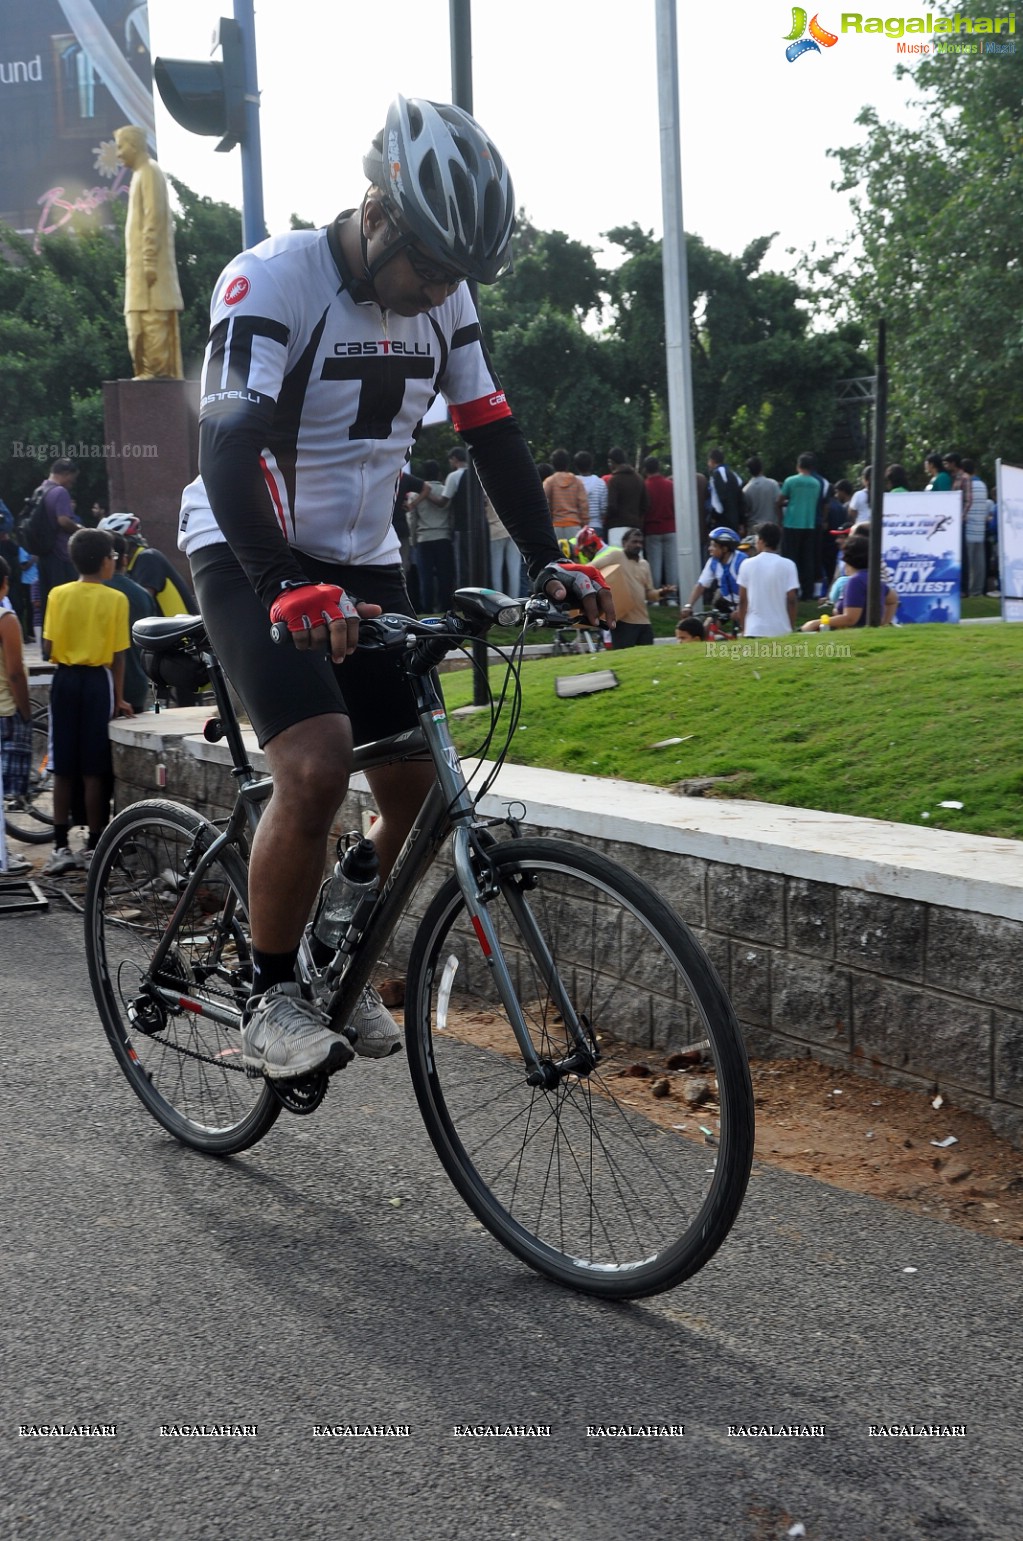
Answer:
[{"left": 441, "top": 620, "right": 1023, "bottom": 840}]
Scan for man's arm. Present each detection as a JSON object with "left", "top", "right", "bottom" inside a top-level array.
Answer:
[
  {"left": 111, "top": 650, "right": 134, "bottom": 716},
  {"left": 140, "top": 160, "right": 167, "bottom": 287},
  {"left": 50, "top": 485, "right": 79, "bottom": 533},
  {"left": 198, "top": 410, "right": 308, "bottom": 607},
  {"left": 0, "top": 613, "right": 30, "bottom": 719},
  {"left": 787, "top": 587, "right": 798, "bottom": 629},
  {"left": 736, "top": 580, "right": 748, "bottom": 633},
  {"left": 461, "top": 417, "right": 560, "bottom": 582}
]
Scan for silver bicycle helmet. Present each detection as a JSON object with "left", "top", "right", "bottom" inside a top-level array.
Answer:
[
  {"left": 363, "top": 96, "right": 515, "bottom": 284},
  {"left": 98, "top": 513, "right": 142, "bottom": 539}
]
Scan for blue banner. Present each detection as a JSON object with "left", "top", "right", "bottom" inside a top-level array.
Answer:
[{"left": 883, "top": 492, "right": 961, "bottom": 624}]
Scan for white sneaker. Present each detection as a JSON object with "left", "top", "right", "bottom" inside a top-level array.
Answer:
[
  {"left": 43, "top": 847, "right": 80, "bottom": 876},
  {"left": 348, "top": 985, "right": 402, "bottom": 1059},
  {"left": 241, "top": 982, "right": 353, "bottom": 1079},
  {"left": 1, "top": 856, "right": 33, "bottom": 877}
]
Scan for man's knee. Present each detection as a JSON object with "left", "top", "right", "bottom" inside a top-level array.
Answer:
[{"left": 266, "top": 716, "right": 352, "bottom": 824}]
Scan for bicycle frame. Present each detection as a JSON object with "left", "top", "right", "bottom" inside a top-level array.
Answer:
[{"left": 136, "top": 620, "right": 588, "bottom": 1080}]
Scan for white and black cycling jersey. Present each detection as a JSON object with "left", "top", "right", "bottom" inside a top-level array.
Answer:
[{"left": 177, "top": 217, "right": 547, "bottom": 604}]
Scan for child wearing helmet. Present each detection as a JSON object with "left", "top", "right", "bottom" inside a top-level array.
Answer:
[{"left": 681, "top": 528, "right": 746, "bottom": 616}]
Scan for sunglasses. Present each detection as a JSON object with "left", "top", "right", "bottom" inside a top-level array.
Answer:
[{"left": 385, "top": 215, "right": 466, "bottom": 288}]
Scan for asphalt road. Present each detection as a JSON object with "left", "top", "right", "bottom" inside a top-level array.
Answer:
[{"left": 1, "top": 894, "right": 1021, "bottom": 1541}]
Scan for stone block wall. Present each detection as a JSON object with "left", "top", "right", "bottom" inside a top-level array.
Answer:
[{"left": 108, "top": 717, "right": 1023, "bottom": 1148}]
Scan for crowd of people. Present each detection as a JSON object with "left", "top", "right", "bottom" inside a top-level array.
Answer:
[
  {"left": 0, "top": 457, "right": 199, "bottom": 876},
  {"left": 389, "top": 437, "right": 999, "bottom": 653},
  {"left": 3, "top": 432, "right": 1002, "bottom": 878}
]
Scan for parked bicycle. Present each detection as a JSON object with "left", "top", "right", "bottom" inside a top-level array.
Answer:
[
  {"left": 3, "top": 698, "right": 53, "bottom": 845},
  {"left": 84, "top": 590, "right": 754, "bottom": 1299}
]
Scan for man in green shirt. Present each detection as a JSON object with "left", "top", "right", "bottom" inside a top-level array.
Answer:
[{"left": 777, "top": 452, "right": 823, "bottom": 600}]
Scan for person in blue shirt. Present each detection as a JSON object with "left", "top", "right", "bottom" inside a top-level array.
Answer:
[{"left": 681, "top": 527, "right": 746, "bottom": 617}]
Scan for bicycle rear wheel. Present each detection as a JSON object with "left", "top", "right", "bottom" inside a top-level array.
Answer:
[
  {"left": 85, "top": 798, "right": 279, "bottom": 1154},
  {"left": 405, "top": 837, "right": 754, "bottom": 1298},
  {"left": 3, "top": 701, "right": 53, "bottom": 845}
]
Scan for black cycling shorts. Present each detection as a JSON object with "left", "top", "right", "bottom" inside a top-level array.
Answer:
[{"left": 190, "top": 543, "right": 421, "bottom": 749}]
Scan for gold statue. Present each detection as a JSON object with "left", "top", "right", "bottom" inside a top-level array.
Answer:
[{"left": 115, "top": 126, "right": 184, "bottom": 380}]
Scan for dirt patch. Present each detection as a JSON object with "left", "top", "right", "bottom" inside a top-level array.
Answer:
[
  {"left": 400, "top": 991, "right": 1023, "bottom": 1244},
  {"left": 615, "top": 1047, "right": 1023, "bottom": 1242}
]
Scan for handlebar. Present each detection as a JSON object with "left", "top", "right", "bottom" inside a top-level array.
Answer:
[{"left": 270, "top": 589, "right": 575, "bottom": 673}]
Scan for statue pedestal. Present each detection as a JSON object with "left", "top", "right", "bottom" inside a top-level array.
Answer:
[{"left": 103, "top": 378, "right": 199, "bottom": 585}]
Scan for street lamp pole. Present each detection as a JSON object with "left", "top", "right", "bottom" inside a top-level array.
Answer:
[
  {"left": 655, "top": 0, "right": 701, "bottom": 605},
  {"left": 450, "top": 0, "right": 490, "bottom": 703}
]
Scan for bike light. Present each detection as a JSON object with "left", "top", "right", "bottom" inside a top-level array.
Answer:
[{"left": 496, "top": 602, "right": 523, "bottom": 627}]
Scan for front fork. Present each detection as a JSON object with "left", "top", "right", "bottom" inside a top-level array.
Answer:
[{"left": 449, "top": 826, "right": 599, "bottom": 1089}]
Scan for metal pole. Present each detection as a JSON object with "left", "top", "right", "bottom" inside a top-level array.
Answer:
[
  {"left": 234, "top": 0, "right": 266, "bottom": 248},
  {"left": 450, "top": 0, "right": 489, "bottom": 702},
  {"left": 867, "top": 318, "right": 887, "bottom": 626},
  {"left": 655, "top": 0, "right": 701, "bottom": 605}
]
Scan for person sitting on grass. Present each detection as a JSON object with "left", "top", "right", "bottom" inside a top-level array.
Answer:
[
  {"left": 675, "top": 615, "right": 707, "bottom": 643},
  {"left": 41, "top": 527, "right": 134, "bottom": 876},
  {"left": 801, "top": 535, "right": 898, "bottom": 631}
]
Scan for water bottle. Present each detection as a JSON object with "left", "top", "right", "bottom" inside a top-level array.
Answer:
[
  {"left": 820, "top": 613, "right": 831, "bottom": 632},
  {"left": 311, "top": 836, "right": 379, "bottom": 960}
]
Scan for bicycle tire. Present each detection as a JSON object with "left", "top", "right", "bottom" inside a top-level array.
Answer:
[
  {"left": 85, "top": 798, "right": 280, "bottom": 1155},
  {"left": 404, "top": 837, "right": 754, "bottom": 1298},
  {"left": 3, "top": 702, "right": 53, "bottom": 845}
]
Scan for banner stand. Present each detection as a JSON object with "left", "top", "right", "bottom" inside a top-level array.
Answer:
[{"left": 996, "top": 459, "right": 1023, "bottom": 622}]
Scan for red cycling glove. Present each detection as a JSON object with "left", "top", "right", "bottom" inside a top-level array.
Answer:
[{"left": 269, "top": 582, "right": 359, "bottom": 635}]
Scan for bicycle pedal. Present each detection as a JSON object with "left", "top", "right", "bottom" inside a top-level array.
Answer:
[{"left": 267, "top": 1070, "right": 330, "bottom": 1115}]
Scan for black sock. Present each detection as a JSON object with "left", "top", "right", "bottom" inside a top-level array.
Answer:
[
  {"left": 251, "top": 947, "right": 300, "bottom": 997},
  {"left": 54, "top": 823, "right": 70, "bottom": 851}
]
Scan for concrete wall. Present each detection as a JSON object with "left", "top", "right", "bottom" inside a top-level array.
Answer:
[{"left": 110, "top": 712, "right": 1023, "bottom": 1148}]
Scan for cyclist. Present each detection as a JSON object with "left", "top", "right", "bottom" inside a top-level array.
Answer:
[
  {"left": 97, "top": 514, "right": 197, "bottom": 617},
  {"left": 680, "top": 526, "right": 746, "bottom": 619},
  {"left": 175, "top": 96, "right": 614, "bottom": 1080},
  {"left": 557, "top": 525, "right": 606, "bottom": 563}
]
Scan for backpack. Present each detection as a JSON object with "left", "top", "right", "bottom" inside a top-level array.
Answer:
[
  {"left": 712, "top": 466, "right": 750, "bottom": 526},
  {"left": 16, "top": 485, "right": 54, "bottom": 557}
]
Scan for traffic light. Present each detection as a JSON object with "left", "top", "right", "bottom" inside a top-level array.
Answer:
[{"left": 155, "top": 17, "right": 247, "bottom": 152}]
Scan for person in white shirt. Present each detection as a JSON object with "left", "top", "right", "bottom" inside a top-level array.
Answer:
[
  {"left": 849, "top": 466, "right": 872, "bottom": 523},
  {"left": 735, "top": 522, "right": 799, "bottom": 637},
  {"left": 573, "top": 450, "right": 609, "bottom": 534}
]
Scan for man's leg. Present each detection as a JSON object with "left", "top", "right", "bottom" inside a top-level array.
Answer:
[
  {"left": 83, "top": 774, "right": 109, "bottom": 842},
  {"left": 646, "top": 536, "right": 664, "bottom": 590},
  {"left": 253, "top": 713, "right": 354, "bottom": 954},
  {"left": 364, "top": 759, "right": 438, "bottom": 881}
]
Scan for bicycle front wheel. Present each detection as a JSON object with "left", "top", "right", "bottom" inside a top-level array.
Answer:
[
  {"left": 3, "top": 702, "right": 53, "bottom": 845},
  {"left": 405, "top": 837, "right": 754, "bottom": 1298},
  {"left": 85, "top": 799, "right": 279, "bottom": 1154}
]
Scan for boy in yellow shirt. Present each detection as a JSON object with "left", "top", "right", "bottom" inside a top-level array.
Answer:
[{"left": 42, "top": 527, "right": 133, "bottom": 874}]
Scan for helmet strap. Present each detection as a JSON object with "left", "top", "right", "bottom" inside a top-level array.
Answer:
[{"left": 354, "top": 194, "right": 410, "bottom": 300}]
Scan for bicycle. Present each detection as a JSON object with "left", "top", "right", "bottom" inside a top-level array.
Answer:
[
  {"left": 3, "top": 697, "right": 54, "bottom": 845},
  {"left": 84, "top": 589, "right": 754, "bottom": 1299}
]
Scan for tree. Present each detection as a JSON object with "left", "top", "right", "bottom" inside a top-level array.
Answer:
[
  {"left": 0, "top": 221, "right": 126, "bottom": 512},
  {"left": 0, "top": 182, "right": 245, "bottom": 511},
  {"left": 167, "top": 178, "right": 243, "bottom": 376},
  {"left": 605, "top": 225, "right": 867, "bottom": 477},
  {"left": 820, "top": 0, "right": 1023, "bottom": 473}
]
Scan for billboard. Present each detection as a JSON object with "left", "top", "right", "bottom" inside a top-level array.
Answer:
[
  {"left": 996, "top": 460, "right": 1023, "bottom": 622},
  {"left": 882, "top": 492, "right": 962, "bottom": 625},
  {"left": 0, "top": 0, "right": 154, "bottom": 243}
]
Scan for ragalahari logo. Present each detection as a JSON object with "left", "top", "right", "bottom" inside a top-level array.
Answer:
[{"left": 784, "top": 8, "right": 840, "bottom": 58}]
